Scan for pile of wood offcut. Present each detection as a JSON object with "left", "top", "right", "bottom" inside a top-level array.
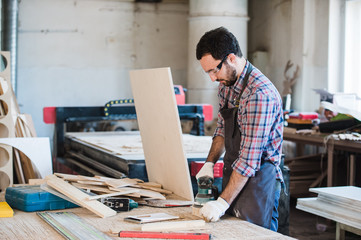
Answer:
[{"left": 42, "top": 173, "right": 173, "bottom": 218}]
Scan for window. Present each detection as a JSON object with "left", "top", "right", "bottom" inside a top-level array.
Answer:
[{"left": 344, "top": 0, "right": 361, "bottom": 97}]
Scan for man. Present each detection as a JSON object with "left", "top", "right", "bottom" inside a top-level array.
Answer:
[{"left": 195, "top": 27, "right": 284, "bottom": 231}]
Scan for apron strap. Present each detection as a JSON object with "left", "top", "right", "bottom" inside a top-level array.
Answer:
[{"left": 235, "top": 64, "right": 253, "bottom": 107}]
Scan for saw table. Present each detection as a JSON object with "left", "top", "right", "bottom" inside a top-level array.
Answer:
[{"left": 61, "top": 131, "right": 214, "bottom": 179}]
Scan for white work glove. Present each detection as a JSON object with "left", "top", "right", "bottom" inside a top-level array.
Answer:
[
  {"left": 200, "top": 197, "right": 229, "bottom": 222},
  {"left": 196, "top": 162, "right": 214, "bottom": 180}
]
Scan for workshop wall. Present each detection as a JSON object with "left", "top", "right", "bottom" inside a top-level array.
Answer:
[
  {"left": 16, "top": 0, "right": 189, "bottom": 139},
  {"left": 15, "top": 0, "right": 340, "bottom": 143},
  {"left": 248, "top": 0, "right": 331, "bottom": 113}
]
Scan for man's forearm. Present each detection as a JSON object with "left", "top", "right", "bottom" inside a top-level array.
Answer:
[
  {"left": 220, "top": 170, "right": 249, "bottom": 204},
  {"left": 206, "top": 136, "right": 225, "bottom": 164}
]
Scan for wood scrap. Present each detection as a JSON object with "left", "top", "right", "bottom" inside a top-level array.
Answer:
[
  {"left": 17, "top": 150, "right": 36, "bottom": 181},
  {"left": 140, "top": 219, "right": 206, "bottom": 232},
  {"left": 28, "top": 178, "right": 46, "bottom": 185},
  {"left": 45, "top": 174, "right": 116, "bottom": 218},
  {"left": 123, "top": 187, "right": 166, "bottom": 200},
  {"left": 144, "top": 199, "right": 194, "bottom": 208},
  {"left": 86, "top": 189, "right": 140, "bottom": 201},
  {"left": 132, "top": 184, "right": 173, "bottom": 195},
  {"left": 17, "top": 114, "right": 37, "bottom": 137},
  {"left": 105, "top": 178, "right": 142, "bottom": 188},
  {"left": 13, "top": 149, "right": 25, "bottom": 184},
  {"left": 71, "top": 182, "right": 115, "bottom": 194},
  {"left": 55, "top": 172, "right": 106, "bottom": 182},
  {"left": 77, "top": 180, "right": 107, "bottom": 186},
  {"left": 138, "top": 182, "right": 162, "bottom": 188}
]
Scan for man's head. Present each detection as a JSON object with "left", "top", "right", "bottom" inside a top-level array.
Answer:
[
  {"left": 196, "top": 27, "right": 242, "bottom": 61},
  {"left": 196, "top": 27, "right": 243, "bottom": 86}
]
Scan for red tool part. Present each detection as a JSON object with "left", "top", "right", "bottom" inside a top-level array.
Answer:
[
  {"left": 191, "top": 161, "right": 224, "bottom": 178},
  {"left": 118, "top": 231, "right": 211, "bottom": 239}
]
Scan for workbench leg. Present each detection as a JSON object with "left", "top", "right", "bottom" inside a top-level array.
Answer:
[
  {"left": 296, "top": 143, "right": 305, "bottom": 156},
  {"left": 349, "top": 154, "right": 356, "bottom": 186},
  {"left": 327, "top": 143, "right": 334, "bottom": 187},
  {"left": 336, "top": 222, "right": 345, "bottom": 240}
]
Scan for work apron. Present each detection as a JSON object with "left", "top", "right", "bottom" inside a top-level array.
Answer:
[{"left": 221, "top": 65, "right": 276, "bottom": 229}]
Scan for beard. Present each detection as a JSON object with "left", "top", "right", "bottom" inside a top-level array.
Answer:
[{"left": 216, "top": 64, "right": 238, "bottom": 86}]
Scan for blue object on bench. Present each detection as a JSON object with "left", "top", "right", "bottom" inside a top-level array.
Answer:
[{"left": 5, "top": 185, "right": 79, "bottom": 212}]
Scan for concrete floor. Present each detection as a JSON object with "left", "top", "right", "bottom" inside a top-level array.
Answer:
[{"left": 288, "top": 198, "right": 360, "bottom": 240}]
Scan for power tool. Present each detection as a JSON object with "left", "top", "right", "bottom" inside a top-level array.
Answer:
[{"left": 195, "top": 176, "right": 218, "bottom": 204}]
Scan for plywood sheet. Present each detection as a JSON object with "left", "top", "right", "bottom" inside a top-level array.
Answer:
[
  {"left": 0, "top": 138, "right": 52, "bottom": 178},
  {"left": 129, "top": 68, "right": 193, "bottom": 201},
  {"left": 310, "top": 186, "right": 361, "bottom": 205}
]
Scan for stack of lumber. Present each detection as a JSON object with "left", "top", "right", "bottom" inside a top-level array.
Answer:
[
  {"left": 285, "top": 153, "right": 327, "bottom": 197},
  {"left": 296, "top": 186, "right": 361, "bottom": 230},
  {"left": 42, "top": 173, "right": 174, "bottom": 218}
]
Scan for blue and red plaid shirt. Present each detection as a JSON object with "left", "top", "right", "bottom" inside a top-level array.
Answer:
[{"left": 214, "top": 61, "right": 284, "bottom": 181}]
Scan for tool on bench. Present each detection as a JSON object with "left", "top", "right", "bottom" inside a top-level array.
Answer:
[
  {"left": 41, "top": 183, "right": 138, "bottom": 212},
  {"left": 100, "top": 197, "right": 138, "bottom": 212},
  {"left": 118, "top": 230, "right": 211, "bottom": 239},
  {"left": 195, "top": 176, "right": 218, "bottom": 205},
  {"left": 37, "top": 212, "right": 113, "bottom": 240}
]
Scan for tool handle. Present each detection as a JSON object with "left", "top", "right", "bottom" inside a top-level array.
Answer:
[{"left": 118, "top": 230, "right": 210, "bottom": 239}]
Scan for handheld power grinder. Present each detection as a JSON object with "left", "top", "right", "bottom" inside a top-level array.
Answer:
[{"left": 195, "top": 176, "right": 219, "bottom": 204}]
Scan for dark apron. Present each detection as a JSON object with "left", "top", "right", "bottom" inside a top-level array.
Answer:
[{"left": 221, "top": 65, "right": 276, "bottom": 229}]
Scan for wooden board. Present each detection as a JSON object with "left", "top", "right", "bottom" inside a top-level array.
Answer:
[
  {"left": 140, "top": 219, "right": 206, "bottom": 232},
  {"left": 130, "top": 68, "right": 193, "bottom": 201},
  {"left": 45, "top": 175, "right": 116, "bottom": 218}
]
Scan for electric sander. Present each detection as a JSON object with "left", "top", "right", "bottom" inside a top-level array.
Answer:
[{"left": 195, "top": 176, "right": 218, "bottom": 204}]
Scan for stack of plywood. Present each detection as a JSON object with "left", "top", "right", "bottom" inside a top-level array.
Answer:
[{"left": 296, "top": 186, "right": 361, "bottom": 230}]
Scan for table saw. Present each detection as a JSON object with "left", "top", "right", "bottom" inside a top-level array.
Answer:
[{"left": 61, "top": 131, "right": 222, "bottom": 196}]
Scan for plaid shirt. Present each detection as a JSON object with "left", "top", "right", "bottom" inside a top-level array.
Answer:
[{"left": 214, "top": 61, "right": 284, "bottom": 181}]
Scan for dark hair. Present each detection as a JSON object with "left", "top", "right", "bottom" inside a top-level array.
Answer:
[{"left": 196, "top": 27, "right": 242, "bottom": 60}]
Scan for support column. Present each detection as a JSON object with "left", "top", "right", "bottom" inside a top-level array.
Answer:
[{"left": 187, "top": 0, "right": 249, "bottom": 119}]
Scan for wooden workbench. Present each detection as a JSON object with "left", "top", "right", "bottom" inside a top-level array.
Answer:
[
  {"left": 283, "top": 127, "right": 361, "bottom": 187},
  {"left": 0, "top": 202, "right": 294, "bottom": 240}
]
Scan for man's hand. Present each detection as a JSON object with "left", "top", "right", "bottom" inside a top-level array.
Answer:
[
  {"left": 200, "top": 197, "right": 229, "bottom": 222},
  {"left": 196, "top": 162, "right": 214, "bottom": 180}
]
